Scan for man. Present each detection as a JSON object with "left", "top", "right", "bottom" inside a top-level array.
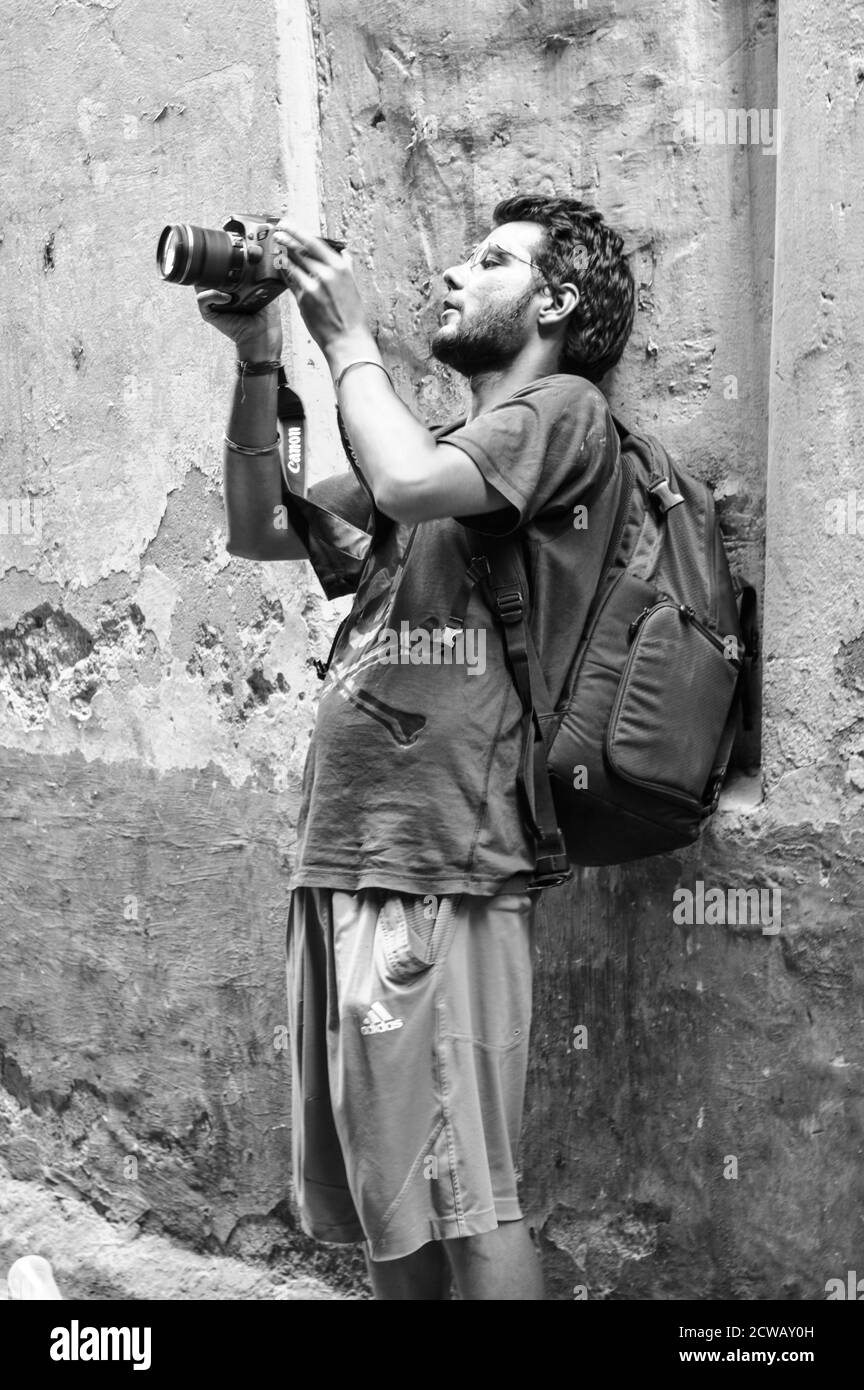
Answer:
[{"left": 198, "top": 195, "right": 635, "bottom": 1299}]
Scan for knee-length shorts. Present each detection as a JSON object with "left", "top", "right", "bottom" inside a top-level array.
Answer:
[{"left": 285, "top": 886, "right": 536, "bottom": 1262}]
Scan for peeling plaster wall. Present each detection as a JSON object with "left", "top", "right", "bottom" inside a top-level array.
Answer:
[
  {"left": 302, "top": 0, "right": 863, "bottom": 1299},
  {"left": 2, "top": 0, "right": 863, "bottom": 1300},
  {"left": 0, "top": 0, "right": 348, "bottom": 1269}
]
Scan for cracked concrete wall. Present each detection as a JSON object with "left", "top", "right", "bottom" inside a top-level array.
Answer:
[
  {"left": 1, "top": 0, "right": 862, "bottom": 1300},
  {"left": 0, "top": 0, "right": 346, "bottom": 1267},
  {"left": 306, "top": 0, "right": 863, "bottom": 1300}
]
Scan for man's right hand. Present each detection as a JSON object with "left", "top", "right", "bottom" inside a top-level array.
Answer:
[{"left": 195, "top": 289, "right": 284, "bottom": 362}]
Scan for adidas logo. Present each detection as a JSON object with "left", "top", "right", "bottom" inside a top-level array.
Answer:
[{"left": 360, "top": 1002, "right": 404, "bottom": 1035}]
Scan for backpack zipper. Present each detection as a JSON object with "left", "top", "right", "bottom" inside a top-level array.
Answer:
[
  {"left": 705, "top": 489, "right": 718, "bottom": 630},
  {"left": 565, "top": 568, "right": 628, "bottom": 696},
  {"left": 627, "top": 598, "right": 740, "bottom": 664}
]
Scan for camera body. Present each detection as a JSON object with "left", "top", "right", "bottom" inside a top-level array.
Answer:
[{"left": 157, "top": 213, "right": 344, "bottom": 313}]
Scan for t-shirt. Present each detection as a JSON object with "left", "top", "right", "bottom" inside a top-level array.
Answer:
[{"left": 287, "top": 373, "right": 621, "bottom": 896}]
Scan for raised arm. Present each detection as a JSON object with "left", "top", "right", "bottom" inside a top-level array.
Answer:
[
  {"left": 196, "top": 289, "right": 308, "bottom": 561},
  {"left": 272, "top": 225, "right": 511, "bottom": 526}
]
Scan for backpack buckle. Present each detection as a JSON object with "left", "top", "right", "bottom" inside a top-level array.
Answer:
[
  {"left": 494, "top": 585, "right": 524, "bottom": 624},
  {"left": 529, "top": 831, "right": 572, "bottom": 887},
  {"left": 467, "top": 555, "right": 491, "bottom": 584},
  {"left": 529, "top": 852, "right": 572, "bottom": 888},
  {"left": 647, "top": 477, "right": 685, "bottom": 513}
]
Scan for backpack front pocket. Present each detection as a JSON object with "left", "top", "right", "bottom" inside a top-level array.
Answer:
[{"left": 605, "top": 601, "right": 741, "bottom": 805}]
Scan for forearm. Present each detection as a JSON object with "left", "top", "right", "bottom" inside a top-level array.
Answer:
[
  {"left": 324, "top": 332, "right": 440, "bottom": 517},
  {"left": 226, "top": 368, "right": 279, "bottom": 449},
  {"left": 223, "top": 365, "right": 307, "bottom": 561},
  {"left": 264, "top": 230, "right": 502, "bottom": 523}
]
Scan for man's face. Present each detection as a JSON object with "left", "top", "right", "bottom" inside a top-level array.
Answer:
[{"left": 431, "top": 221, "right": 547, "bottom": 377}]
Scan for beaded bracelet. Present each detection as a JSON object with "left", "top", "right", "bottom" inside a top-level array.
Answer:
[{"left": 237, "top": 360, "right": 282, "bottom": 375}]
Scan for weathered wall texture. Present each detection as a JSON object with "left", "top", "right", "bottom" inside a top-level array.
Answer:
[
  {"left": 0, "top": 0, "right": 355, "bottom": 1285},
  {"left": 1, "top": 0, "right": 862, "bottom": 1299}
]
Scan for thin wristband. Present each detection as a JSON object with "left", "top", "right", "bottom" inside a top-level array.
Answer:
[
  {"left": 334, "top": 360, "right": 393, "bottom": 391},
  {"left": 237, "top": 360, "right": 282, "bottom": 375},
  {"left": 224, "top": 432, "right": 281, "bottom": 456}
]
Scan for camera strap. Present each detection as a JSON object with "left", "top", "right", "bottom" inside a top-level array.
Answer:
[{"left": 277, "top": 366, "right": 306, "bottom": 496}]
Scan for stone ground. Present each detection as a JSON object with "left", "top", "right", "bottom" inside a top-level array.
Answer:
[{"left": 0, "top": 1176, "right": 350, "bottom": 1301}]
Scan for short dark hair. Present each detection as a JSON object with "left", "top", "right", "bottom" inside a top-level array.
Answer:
[{"left": 492, "top": 194, "right": 635, "bottom": 382}]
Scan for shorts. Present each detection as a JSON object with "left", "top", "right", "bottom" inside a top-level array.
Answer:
[{"left": 284, "top": 885, "right": 536, "bottom": 1262}]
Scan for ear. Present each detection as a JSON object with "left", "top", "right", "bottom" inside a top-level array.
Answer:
[{"left": 538, "top": 280, "right": 579, "bottom": 328}]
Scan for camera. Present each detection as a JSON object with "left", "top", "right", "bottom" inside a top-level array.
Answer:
[{"left": 156, "top": 213, "right": 345, "bottom": 313}]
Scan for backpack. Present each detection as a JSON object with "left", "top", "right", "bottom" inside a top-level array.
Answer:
[
  {"left": 263, "top": 390, "right": 759, "bottom": 888},
  {"left": 460, "top": 416, "right": 758, "bottom": 886}
]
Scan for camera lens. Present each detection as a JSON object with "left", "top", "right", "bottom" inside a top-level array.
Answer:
[
  {"left": 159, "top": 226, "right": 184, "bottom": 278},
  {"left": 156, "top": 223, "right": 247, "bottom": 289}
]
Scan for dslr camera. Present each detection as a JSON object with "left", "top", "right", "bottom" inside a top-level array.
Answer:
[{"left": 156, "top": 212, "right": 344, "bottom": 313}]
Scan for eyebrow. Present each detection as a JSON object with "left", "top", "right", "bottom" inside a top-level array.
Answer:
[{"left": 470, "top": 241, "right": 534, "bottom": 261}]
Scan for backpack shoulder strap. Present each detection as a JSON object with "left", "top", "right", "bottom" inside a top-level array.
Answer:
[
  {"left": 478, "top": 531, "right": 570, "bottom": 886},
  {"left": 463, "top": 449, "right": 634, "bottom": 886}
]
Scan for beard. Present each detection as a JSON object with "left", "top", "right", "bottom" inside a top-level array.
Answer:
[{"left": 431, "top": 287, "right": 535, "bottom": 377}]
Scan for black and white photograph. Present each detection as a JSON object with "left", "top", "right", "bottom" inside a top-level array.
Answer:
[{"left": 0, "top": 0, "right": 860, "bottom": 1354}]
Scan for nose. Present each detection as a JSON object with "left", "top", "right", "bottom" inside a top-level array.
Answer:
[{"left": 443, "top": 261, "right": 467, "bottom": 291}]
